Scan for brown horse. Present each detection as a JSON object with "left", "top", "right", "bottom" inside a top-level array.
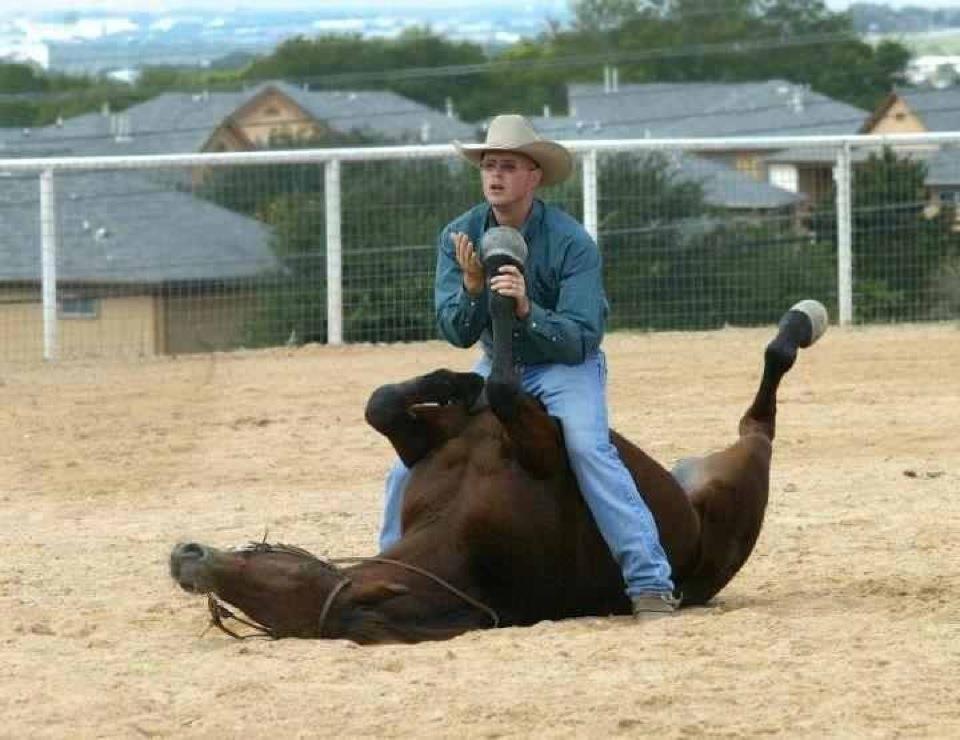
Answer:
[{"left": 170, "top": 291, "right": 827, "bottom": 644}]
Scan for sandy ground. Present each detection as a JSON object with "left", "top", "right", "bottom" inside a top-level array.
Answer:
[{"left": 1, "top": 323, "right": 958, "bottom": 738}]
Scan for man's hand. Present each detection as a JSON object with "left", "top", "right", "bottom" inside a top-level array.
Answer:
[
  {"left": 489, "top": 264, "right": 530, "bottom": 320},
  {"left": 453, "top": 232, "right": 484, "bottom": 296}
]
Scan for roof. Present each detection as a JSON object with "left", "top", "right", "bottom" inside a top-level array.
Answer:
[
  {"left": 0, "top": 170, "right": 278, "bottom": 283},
  {"left": 555, "top": 80, "right": 868, "bottom": 138},
  {"left": 919, "top": 147, "right": 960, "bottom": 186},
  {"left": 890, "top": 88, "right": 960, "bottom": 133},
  {"left": 765, "top": 140, "right": 960, "bottom": 185},
  {"left": 667, "top": 152, "right": 803, "bottom": 209},
  {"left": 0, "top": 81, "right": 476, "bottom": 157},
  {"left": 261, "top": 81, "right": 476, "bottom": 144},
  {"left": 524, "top": 117, "right": 802, "bottom": 209}
]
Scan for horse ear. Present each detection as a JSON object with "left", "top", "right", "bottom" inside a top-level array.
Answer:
[{"left": 349, "top": 581, "right": 410, "bottom": 605}]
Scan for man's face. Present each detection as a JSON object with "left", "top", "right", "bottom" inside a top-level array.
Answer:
[{"left": 479, "top": 152, "right": 542, "bottom": 208}]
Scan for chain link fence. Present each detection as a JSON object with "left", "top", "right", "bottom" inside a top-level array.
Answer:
[{"left": 1, "top": 134, "right": 958, "bottom": 362}]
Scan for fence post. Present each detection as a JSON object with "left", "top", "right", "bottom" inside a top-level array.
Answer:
[
  {"left": 582, "top": 149, "right": 598, "bottom": 242},
  {"left": 39, "top": 168, "right": 58, "bottom": 361},
  {"left": 325, "top": 159, "right": 343, "bottom": 345},
  {"left": 834, "top": 143, "right": 853, "bottom": 325}
]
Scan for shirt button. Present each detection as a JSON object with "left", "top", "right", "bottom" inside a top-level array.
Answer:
[{"left": 531, "top": 322, "right": 537, "bottom": 329}]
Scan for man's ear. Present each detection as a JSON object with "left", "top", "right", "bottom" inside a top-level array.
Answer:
[{"left": 349, "top": 581, "right": 410, "bottom": 605}]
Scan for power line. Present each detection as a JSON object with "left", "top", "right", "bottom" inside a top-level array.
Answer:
[
  {"left": 15, "top": 95, "right": 956, "bottom": 154},
  {"left": 1, "top": 28, "right": 866, "bottom": 104}
]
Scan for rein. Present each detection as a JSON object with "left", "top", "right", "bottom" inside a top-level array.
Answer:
[
  {"left": 329, "top": 556, "right": 500, "bottom": 630},
  {"left": 205, "top": 547, "right": 500, "bottom": 641}
]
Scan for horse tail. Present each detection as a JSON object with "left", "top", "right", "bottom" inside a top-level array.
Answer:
[{"left": 739, "top": 300, "right": 829, "bottom": 441}]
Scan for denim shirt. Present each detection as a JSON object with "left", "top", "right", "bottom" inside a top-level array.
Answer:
[{"left": 435, "top": 199, "right": 608, "bottom": 366}]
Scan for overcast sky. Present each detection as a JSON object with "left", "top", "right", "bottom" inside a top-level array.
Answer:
[{"left": 1, "top": 0, "right": 959, "bottom": 14}]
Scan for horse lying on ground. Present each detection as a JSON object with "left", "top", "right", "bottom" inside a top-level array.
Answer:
[{"left": 170, "top": 293, "right": 826, "bottom": 644}]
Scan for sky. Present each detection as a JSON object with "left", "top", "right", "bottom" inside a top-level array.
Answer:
[{"left": 0, "top": 0, "right": 959, "bottom": 13}]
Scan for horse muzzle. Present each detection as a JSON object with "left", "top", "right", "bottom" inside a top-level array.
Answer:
[{"left": 170, "top": 541, "right": 217, "bottom": 594}]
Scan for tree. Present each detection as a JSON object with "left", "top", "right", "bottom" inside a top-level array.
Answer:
[
  {"left": 196, "top": 129, "right": 481, "bottom": 345},
  {"left": 594, "top": 151, "right": 835, "bottom": 329},
  {"left": 0, "top": 62, "right": 48, "bottom": 93},
  {"left": 560, "top": 0, "right": 909, "bottom": 111},
  {"left": 811, "top": 147, "right": 960, "bottom": 322}
]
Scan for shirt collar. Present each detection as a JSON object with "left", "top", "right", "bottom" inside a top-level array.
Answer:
[{"left": 483, "top": 198, "right": 544, "bottom": 244}]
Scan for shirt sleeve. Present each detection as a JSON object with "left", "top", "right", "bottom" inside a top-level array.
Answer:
[
  {"left": 518, "top": 233, "right": 606, "bottom": 364},
  {"left": 435, "top": 224, "right": 489, "bottom": 348}
]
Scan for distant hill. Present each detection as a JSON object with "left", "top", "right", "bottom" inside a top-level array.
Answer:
[{"left": 850, "top": 3, "right": 960, "bottom": 34}]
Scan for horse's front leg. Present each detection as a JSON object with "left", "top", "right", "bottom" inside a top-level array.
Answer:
[
  {"left": 365, "top": 369, "right": 485, "bottom": 467},
  {"left": 484, "top": 288, "right": 567, "bottom": 479}
]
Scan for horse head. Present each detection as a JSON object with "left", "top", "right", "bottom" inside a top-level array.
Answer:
[{"left": 170, "top": 541, "right": 350, "bottom": 639}]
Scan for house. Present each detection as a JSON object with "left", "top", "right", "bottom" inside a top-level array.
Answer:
[
  {"left": 534, "top": 79, "right": 869, "bottom": 207},
  {"left": 861, "top": 87, "right": 960, "bottom": 136},
  {"left": 0, "top": 83, "right": 476, "bottom": 358},
  {"left": 1, "top": 81, "right": 476, "bottom": 158},
  {"left": 860, "top": 87, "right": 960, "bottom": 213},
  {"left": 0, "top": 169, "right": 278, "bottom": 360},
  {"left": 525, "top": 116, "right": 803, "bottom": 219}
]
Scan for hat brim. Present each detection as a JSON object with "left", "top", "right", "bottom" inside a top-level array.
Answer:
[{"left": 453, "top": 140, "right": 573, "bottom": 188}]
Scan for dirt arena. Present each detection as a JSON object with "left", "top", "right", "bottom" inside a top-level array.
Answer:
[{"left": 1, "top": 323, "right": 958, "bottom": 737}]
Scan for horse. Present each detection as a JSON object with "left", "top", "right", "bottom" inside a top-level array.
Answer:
[{"left": 170, "top": 231, "right": 828, "bottom": 644}]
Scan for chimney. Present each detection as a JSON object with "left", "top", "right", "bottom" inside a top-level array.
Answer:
[
  {"left": 419, "top": 121, "right": 431, "bottom": 143},
  {"left": 603, "top": 65, "right": 611, "bottom": 94},
  {"left": 790, "top": 87, "right": 805, "bottom": 114},
  {"left": 112, "top": 113, "right": 132, "bottom": 143},
  {"left": 445, "top": 97, "right": 455, "bottom": 118},
  {"left": 543, "top": 104, "right": 551, "bottom": 118},
  {"left": 101, "top": 101, "right": 111, "bottom": 117},
  {"left": 612, "top": 66, "right": 619, "bottom": 93}
]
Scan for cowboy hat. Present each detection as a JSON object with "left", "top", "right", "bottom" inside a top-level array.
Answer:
[{"left": 454, "top": 114, "right": 573, "bottom": 187}]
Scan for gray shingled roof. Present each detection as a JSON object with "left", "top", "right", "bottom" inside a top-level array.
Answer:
[
  {"left": 0, "top": 170, "right": 277, "bottom": 283},
  {"left": 0, "top": 82, "right": 476, "bottom": 158},
  {"left": 557, "top": 80, "right": 868, "bottom": 138},
  {"left": 665, "top": 152, "right": 803, "bottom": 209},
  {"left": 896, "top": 88, "right": 960, "bottom": 133},
  {"left": 920, "top": 147, "right": 960, "bottom": 186},
  {"left": 521, "top": 116, "right": 802, "bottom": 209},
  {"left": 267, "top": 81, "right": 476, "bottom": 144}
]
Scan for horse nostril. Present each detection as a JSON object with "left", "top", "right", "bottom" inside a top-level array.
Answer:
[{"left": 176, "top": 542, "right": 206, "bottom": 561}]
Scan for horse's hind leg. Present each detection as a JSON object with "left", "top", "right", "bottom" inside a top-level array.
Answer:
[
  {"left": 678, "top": 300, "right": 828, "bottom": 604},
  {"left": 740, "top": 299, "right": 829, "bottom": 441}
]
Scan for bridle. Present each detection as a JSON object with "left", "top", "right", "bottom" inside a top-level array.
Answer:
[{"left": 205, "top": 543, "right": 500, "bottom": 641}]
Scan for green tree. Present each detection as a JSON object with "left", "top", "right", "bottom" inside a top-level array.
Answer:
[
  {"left": 559, "top": 0, "right": 909, "bottom": 111},
  {"left": 596, "top": 151, "right": 835, "bottom": 329},
  {"left": 0, "top": 62, "right": 48, "bottom": 93},
  {"left": 811, "top": 147, "right": 960, "bottom": 322}
]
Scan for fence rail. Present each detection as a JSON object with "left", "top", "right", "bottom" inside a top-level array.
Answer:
[{"left": 1, "top": 132, "right": 959, "bottom": 361}]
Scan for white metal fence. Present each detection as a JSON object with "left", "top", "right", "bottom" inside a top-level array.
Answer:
[{"left": 1, "top": 132, "right": 959, "bottom": 362}]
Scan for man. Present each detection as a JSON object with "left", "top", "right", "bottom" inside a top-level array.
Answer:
[{"left": 379, "top": 114, "right": 679, "bottom": 617}]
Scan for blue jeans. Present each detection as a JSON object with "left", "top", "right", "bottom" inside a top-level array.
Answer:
[{"left": 378, "top": 352, "right": 675, "bottom": 597}]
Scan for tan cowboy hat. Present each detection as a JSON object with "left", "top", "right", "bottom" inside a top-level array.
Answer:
[{"left": 454, "top": 114, "right": 573, "bottom": 187}]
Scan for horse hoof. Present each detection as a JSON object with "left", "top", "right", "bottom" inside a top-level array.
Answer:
[{"left": 785, "top": 300, "right": 829, "bottom": 348}]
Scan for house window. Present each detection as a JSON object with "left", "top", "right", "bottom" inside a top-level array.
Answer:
[
  {"left": 940, "top": 189, "right": 960, "bottom": 205},
  {"left": 59, "top": 294, "right": 99, "bottom": 319},
  {"left": 768, "top": 164, "right": 800, "bottom": 193}
]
